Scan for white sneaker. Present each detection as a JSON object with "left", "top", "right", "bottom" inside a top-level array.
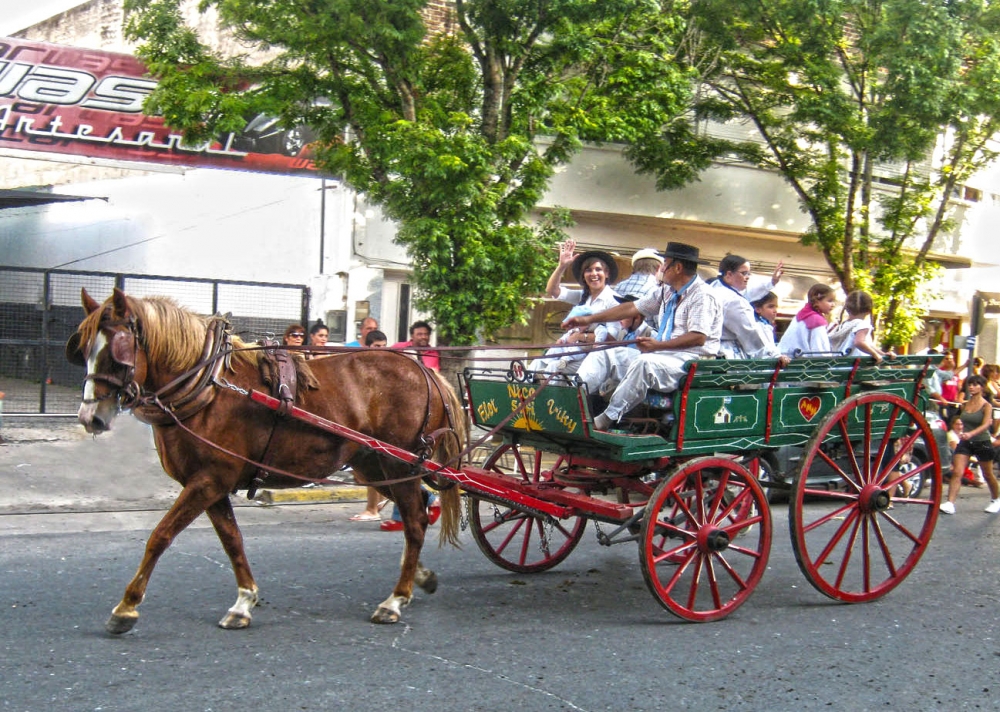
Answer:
[
  {"left": 985, "top": 499, "right": 1000, "bottom": 514},
  {"left": 940, "top": 501, "right": 956, "bottom": 515}
]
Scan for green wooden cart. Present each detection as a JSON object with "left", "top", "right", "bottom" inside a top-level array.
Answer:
[{"left": 458, "top": 354, "right": 944, "bottom": 622}]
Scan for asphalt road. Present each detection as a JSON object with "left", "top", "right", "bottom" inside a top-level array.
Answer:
[{"left": 3, "top": 417, "right": 1000, "bottom": 711}]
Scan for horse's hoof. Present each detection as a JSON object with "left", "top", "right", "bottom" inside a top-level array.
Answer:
[
  {"left": 370, "top": 607, "right": 400, "bottom": 624},
  {"left": 218, "top": 611, "right": 252, "bottom": 630},
  {"left": 417, "top": 571, "right": 438, "bottom": 594},
  {"left": 106, "top": 612, "right": 138, "bottom": 635}
]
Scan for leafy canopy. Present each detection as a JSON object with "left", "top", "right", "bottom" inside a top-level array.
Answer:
[
  {"left": 123, "top": 0, "right": 696, "bottom": 344},
  {"left": 665, "top": 0, "right": 1000, "bottom": 347}
]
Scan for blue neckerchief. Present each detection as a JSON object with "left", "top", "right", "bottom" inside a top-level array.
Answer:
[
  {"left": 720, "top": 279, "right": 748, "bottom": 301},
  {"left": 755, "top": 314, "right": 772, "bottom": 327},
  {"left": 656, "top": 276, "right": 698, "bottom": 341}
]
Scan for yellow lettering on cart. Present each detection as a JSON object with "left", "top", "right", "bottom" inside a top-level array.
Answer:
[
  {"left": 476, "top": 398, "right": 499, "bottom": 421},
  {"left": 507, "top": 383, "right": 537, "bottom": 399},
  {"left": 507, "top": 383, "right": 541, "bottom": 429},
  {"left": 547, "top": 399, "right": 578, "bottom": 434}
]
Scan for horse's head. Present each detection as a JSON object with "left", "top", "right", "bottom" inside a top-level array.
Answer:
[{"left": 67, "top": 288, "right": 147, "bottom": 434}]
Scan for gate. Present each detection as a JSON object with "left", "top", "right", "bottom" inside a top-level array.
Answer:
[{"left": 0, "top": 267, "right": 309, "bottom": 414}]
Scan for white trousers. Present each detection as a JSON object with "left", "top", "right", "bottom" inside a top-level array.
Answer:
[
  {"left": 527, "top": 345, "right": 586, "bottom": 374},
  {"left": 577, "top": 347, "right": 700, "bottom": 421}
]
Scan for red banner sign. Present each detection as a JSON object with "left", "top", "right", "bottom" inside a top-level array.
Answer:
[{"left": 0, "top": 37, "right": 321, "bottom": 176}]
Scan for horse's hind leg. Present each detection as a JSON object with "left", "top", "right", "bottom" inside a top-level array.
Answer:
[
  {"left": 415, "top": 561, "right": 437, "bottom": 594},
  {"left": 204, "top": 497, "right": 259, "bottom": 630},
  {"left": 107, "top": 485, "right": 218, "bottom": 635}
]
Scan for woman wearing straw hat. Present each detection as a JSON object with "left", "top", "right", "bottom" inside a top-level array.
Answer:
[{"left": 527, "top": 239, "right": 622, "bottom": 375}]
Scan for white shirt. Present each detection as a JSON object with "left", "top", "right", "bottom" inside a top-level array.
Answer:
[
  {"left": 779, "top": 315, "right": 831, "bottom": 355},
  {"left": 710, "top": 280, "right": 780, "bottom": 359},
  {"left": 556, "top": 284, "right": 621, "bottom": 342},
  {"left": 827, "top": 316, "right": 872, "bottom": 357}
]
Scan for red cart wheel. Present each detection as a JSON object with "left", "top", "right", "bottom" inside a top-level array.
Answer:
[
  {"left": 639, "top": 457, "right": 772, "bottom": 622},
  {"left": 789, "top": 392, "right": 941, "bottom": 603},
  {"left": 467, "top": 443, "right": 587, "bottom": 573}
]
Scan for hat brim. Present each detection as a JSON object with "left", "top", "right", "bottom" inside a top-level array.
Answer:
[
  {"left": 614, "top": 294, "right": 639, "bottom": 303},
  {"left": 571, "top": 250, "right": 619, "bottom": 285},
  {"left": 662, "top": 250, "right": 712, "bottom": 266}
]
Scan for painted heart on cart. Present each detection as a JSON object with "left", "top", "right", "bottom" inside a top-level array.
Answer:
[{"left": 797, "top": 396, "right": 822, "bottom": 422}]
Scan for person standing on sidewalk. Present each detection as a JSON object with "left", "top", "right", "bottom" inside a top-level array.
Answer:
[
  {"left": 349, "top": 330, "right": 391, "bottom": 522},
  {"left": 940, "top": 375, "right": 1000, "bottom": 515}
]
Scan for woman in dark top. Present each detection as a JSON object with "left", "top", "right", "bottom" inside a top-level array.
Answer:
[{"left": 940, "top": 375, "right": 999, "bottom": 515}]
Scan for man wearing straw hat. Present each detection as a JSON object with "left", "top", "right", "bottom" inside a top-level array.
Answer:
[{"left": 562, "top": 242, "right": 722, "bottom": 431}]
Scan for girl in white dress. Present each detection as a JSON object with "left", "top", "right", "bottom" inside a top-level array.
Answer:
[
  {"left": 827, "top": 290, "right": 885, "bottom": 363},
  {"left": 778, "top": 283, "right": 836, "bottom": 356}
]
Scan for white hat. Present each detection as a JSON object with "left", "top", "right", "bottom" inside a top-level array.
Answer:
[{"left": 631, "top": 248, "right": 663, "bottom": 266}]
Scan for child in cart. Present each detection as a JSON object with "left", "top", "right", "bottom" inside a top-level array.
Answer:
[{"left": 827, "top": 290, "right": 886, "bottom": 362}]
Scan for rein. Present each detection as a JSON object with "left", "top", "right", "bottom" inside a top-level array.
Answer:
[{"left": 82, "top": 317, "right": 624, "bottom": 494}]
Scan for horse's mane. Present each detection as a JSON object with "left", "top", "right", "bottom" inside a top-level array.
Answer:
[{"left": 79, "top": 295, "right": 259, "bottom": 371}]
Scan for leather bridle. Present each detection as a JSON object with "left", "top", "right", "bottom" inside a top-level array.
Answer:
[{"left": 68, "top": 316, "right": 144, "bottom": 409}]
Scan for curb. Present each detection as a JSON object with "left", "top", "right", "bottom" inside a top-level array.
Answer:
[{"left": 255, "top": 485, "right": 368, "bottom": 505}]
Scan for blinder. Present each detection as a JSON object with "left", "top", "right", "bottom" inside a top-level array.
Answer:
[
  {"left": 109, "top": 329, "right": 137, "bottom": 367},
  {"left": 65, "top": 332, "right": 85, "bottom": 367}
]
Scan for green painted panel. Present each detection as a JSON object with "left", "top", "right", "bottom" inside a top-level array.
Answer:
[
  {"left": 467, "top": 379, "right": 588, "bottom": 437},
  {"left": 689, "top": 393, "right": 761, "bottom": 437},
  {"left": 775, "top": 389, "right": 843, "bottom": 432}
]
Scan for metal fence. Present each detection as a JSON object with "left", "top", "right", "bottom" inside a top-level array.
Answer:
[{"left": 0, "top": 267, "right": 309, "bottom": 414}]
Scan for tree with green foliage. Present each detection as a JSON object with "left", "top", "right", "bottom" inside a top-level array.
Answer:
[
  {"left": 646, "top": 0, "right": 1000, "bottom": 347},
  {"left": 123, "top": 0, "right": 700, "bottom": 344}
]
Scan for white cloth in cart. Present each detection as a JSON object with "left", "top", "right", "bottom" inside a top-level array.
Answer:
[{"left": 528, "top": 285, "right": 620, "bottom": 374}]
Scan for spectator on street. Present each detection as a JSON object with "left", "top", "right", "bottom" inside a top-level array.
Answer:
[
  {"left": 346, "top": 317, "right": 379, "bottom": 348},
  {"left": 365, "top": 330, "right": 388, "bottom": 348},
  {"left": 940, "top": 375, "right": 999, "bottom": 515},
  {"left": 282, "top": 324, "right": 305, "bottom": 347},
  {"left": 349, "top": 329, "right": 391, "bottom": 522},
  {"left": 306, "top": 320, "right": 329, "bottom": 359},
  {"left": 392, "top": 321, "right": 441, "bottom": 372}
]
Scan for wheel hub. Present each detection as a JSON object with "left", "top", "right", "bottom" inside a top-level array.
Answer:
[
  {"left": 859, "top": 483, "right": 892, "bottom": 513},
  {"left": 700, "top": 528, "right": 731, "bottom": 552}
]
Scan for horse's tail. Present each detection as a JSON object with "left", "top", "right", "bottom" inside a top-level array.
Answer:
[{"left": 433, "top": 371, "right": 468, "bottom": 548}]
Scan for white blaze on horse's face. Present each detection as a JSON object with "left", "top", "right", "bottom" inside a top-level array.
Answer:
[
  {"left": 77, "top": 331, "right": 118, "bottom": 433},
  {"left": 81, "top": 331, "right": 106, "bottom": 403}
]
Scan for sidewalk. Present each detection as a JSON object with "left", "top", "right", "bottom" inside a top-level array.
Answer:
[{"left": 0, "top": 414, "right": 366, "bottom": 514}]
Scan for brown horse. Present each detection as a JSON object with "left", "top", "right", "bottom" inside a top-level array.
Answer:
[{"left": 67, "top": 288, "right": 465, "bottom": 633}]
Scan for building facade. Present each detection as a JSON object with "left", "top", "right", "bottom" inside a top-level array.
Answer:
[{"left": 3, "top": 0, "right": 998, "bottom": 358}]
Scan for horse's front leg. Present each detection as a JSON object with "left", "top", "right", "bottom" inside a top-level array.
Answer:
[
  {"left": 106, "top": 484, "right": 221, "bottom": 635},
  {"left": 204, "top": 497, "right": 259, "bottom": 630},
  {"left": 371, "top": 489, "right": 428, "bottom": 624}
]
